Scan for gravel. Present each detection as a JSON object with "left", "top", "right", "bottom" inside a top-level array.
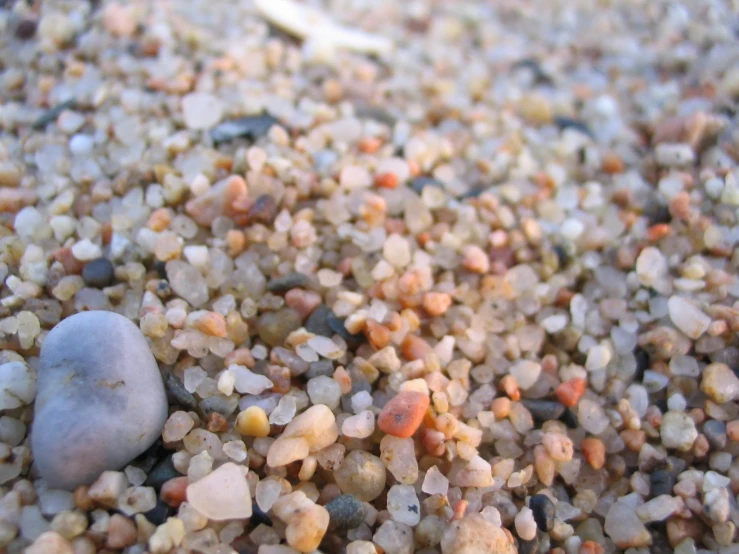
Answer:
[{"left": 1, "top": 0, "right": 739, "bottom": 552}]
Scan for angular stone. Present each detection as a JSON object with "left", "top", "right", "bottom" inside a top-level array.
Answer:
[
  {"left": 31, "top": 311, "right": 168, "bottom": 490},
  {"left": 186, "top": 463, "right": 252, "bottom": 521},
  {"left": 604, "top": 501, "right": 652, "bottom": 548},
  {"left": 440, "top": 513, "right": 516, "bottom": 554}
]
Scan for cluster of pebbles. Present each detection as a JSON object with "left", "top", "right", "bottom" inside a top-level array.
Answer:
[{"left": 0, "top": 0, "right": 739, "bottom": 553}]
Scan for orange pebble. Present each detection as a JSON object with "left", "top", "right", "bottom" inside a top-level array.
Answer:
[
  {"left": 365, "top": 319, "right": 391, "bottom": 350},
  {"left": 491, "top": 397, "right": 511, "bottom": 419},
  {"left": 285, "top": 289, "right": 322, "bottom": 320},
  {"left": 161, "top": 476, "right": 188, "bottom": 507},
  {"left": 556, "top": 377, "right": 586, "bottom": 407},
  {"left": 581, "top": 437, "right": 606, "bottom": 470},
  {"left": 378, "top": 390, "right": 430, "bottom": 438},
  {"left": 207, "top": 412, "right": 228, "bottom": 433},
  {"left": 194, "top": 312, "right": 228, "bottom": 337},
  {"left": 225, "top": 348, "right": 255, "bottom": 369},
  {"left": 499, "top": 375, "right": 520, "bottom": 401},
  {"left": 358, "top": 136, "right": 382, "bottom": 154},
  {"left": 601, "top": 152, "right": 624, "bottom": 174},
  {"left": 580, "top": 541, "right": 605, "bottom": 554},
  {"left": 452, "top": 499, "right": 468, "bottom": 521},
  {"left": 401, "top": 334, "right": 433, "bottom": 361},
  {"left": 421, "top": 429, "right": 446, "bottom": 456},
  {"left": 333, "top": 366, "right": 352, "bottom": 395},
  {"left": 375, "top": 172, "right": 399, "bottom": 189},
  {"left": 422, "top": 292, "right": 452, "bottom": 317},
  {"left": 646, "top": 223, "right": 672, "bottom": 242}
]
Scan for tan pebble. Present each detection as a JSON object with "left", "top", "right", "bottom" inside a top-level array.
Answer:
[
  {"left": 378, "top": 390, "right": 430, "bottom": 438},
  {"left": 542, "top": 432, "right": 574, "bottom": 461},
  {"left": 236, "top": 406, "right": 271, "bottom": 437},
  {"left": 73, "top": 486, "right": 93, "bottom": 511},
  {"left": 106, "top": 514, "right": 137, "bottom": 549},
  {"left": 225, "top": 229, "right": 246, "bottom": 256},
  {"left": 621, "top": 429, "right": 647, "bottom": 451},
  {"left": 500, "top": 375, "right": 520, "bottom": 401},
  {"left": 727, "top": 420, "right": 739, "bottom": 441},
  {"left": 147, "top": 208, "right": 171, "bottom": 231},
  {"left": 701, "top": 362, "right": 739, "bottom": 404},
  {"left": 285, "top": 289, "right": 322, "bottom": 320},
  {"left": 333, "top": 366, "right": 352, "bottom": 394},
  {"left": 160, "top": 477, "right": 188, "bottom": 507},
  {"left": 26, "top": 531, "right": 74, "bottom": 554},
  {"left": 225, "top": 348, "right": 255, "bottom": 368},
  {"left": 534, "top": 444, "right": 555, "bottom": 486},
  {"left": 401, "top": 334, "right": 433, "bottom": 361},
  {"left": 462, "top": 245, "right": 489, "bottom": 273},
  {"left": 581, "top": 437, "right": 606, "bottom": 469},
  {"left": 422, "top": 429, "right": 446, "bottom": 456},
  {"left": 272, "top": 491, "right": 330, "bottom": 553},
  {"left": 666, "top": 517, "right": 704, "bottom": 547},
  {"left": 206, "top": 412, "right": 228, "bottom": 433}
]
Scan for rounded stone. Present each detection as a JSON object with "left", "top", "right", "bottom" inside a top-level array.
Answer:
[
  {"left": 82, "top": 258, "right": 115, "bottom": 288},
  {"left": 334, "top": 450, "right": 386, "bottom": 502},
  {"left": 324, "top": 494, "right": 366, "bottom": 530},
  {"left": 31, "top": 311, "right": 168, "bottom": 490}
]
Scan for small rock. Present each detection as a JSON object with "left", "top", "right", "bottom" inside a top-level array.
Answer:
[
  {"left": 700, "top": 363, "right": 739, "bottom": 404},
  {"left": 380, "top": 435, "right": 418, "bottom": 485},
  {"left": 0, "top": 361, "right": 36, "bottom": 410},
  {"left": 660, "top": 411, "right": 698, "bottom": 452},
  {"left": 82, "top": 258, "right": 115, "bottom": 289},
  {"left": 272, "top": 491, "right": 329, "bottom": 553},
  {"left": 636, "top": 495, "right": 682, "bottom": 522},
  {"left": 305, "top": 304, "right": 332, "bottom": 336},
  {"left": 667, "top": 296, "right": 710, "bottom": 339},
  {"left": 182, "top": 93, "right": 223, "bottom": 130},
  {"left": 386, "top": 484, "right": 420, "bottom": 526},
  {"left": 373, "top": 520, "right": 414, "bottom": 554},
  {"left": 650, "top": 470, "right": 675, "bottom": 498},
  {"left": 267, "top": 272, "right": 310, "bottom": 293},
  {"left": 515, "top": 506, "right": 537, "bottom": 541},
  {"left": 702, "top": 420, "right": 727, "bottom": 450},
  {"left": 509, "top": 360, "right": 541, "bottom": 389},
  {"left": 440, "top": 513, "right": 516, "bottom": 554},
  {"left": 521, "top": 400, "right": 565, "bottom": 422},
  {"left": 186, "top": 462, "right": 252, "bottom": 521},
  {"left": 325, "top": 494, "right": 366, "bottom": 530},
  {"left": 210, "top": 114, "right": 280, "bottom": 144},
  {"left": 31, "top": 311, "right": 168, "bottom": 490},
  {"left": 529, "top": 494, "right": 555, "bottom": 531},
  {"left": 334, "top": 450, "right": 386, "bottom": 501},
  {"left": 26, "top": 531, "right": 74, "bottom": 554},
  {"left": 377, "top": 390, "right": 429, "bottom": 438},
  {"left": 165, "top": 261, "right": 208, "bottom": 308},
  {"left": 258, "top": 309, "right": 302, "bottom": 346},
  {"left": 604, "top": 501, "right": 652, "bottom": 548}
]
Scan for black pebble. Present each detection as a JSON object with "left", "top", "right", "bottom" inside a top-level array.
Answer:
[
  {"left": 633, "top": 346, "right": 650, "bottom": 381},
  {"left": 143, "top": 498, "right": 173, "bottom": 526},
  {"left": 210, "top": 114, "right": 281, "bottom": 144},
  {"left": 145, "top": 455, "right": 181, "bottom": 490},
  {"left": 304, "top": 304, "right": 333, "bottom": 337},
  {"left": 552, "top": 244, "right": 569, "bottom": 268},
  {"left": 325, "top": 494, "right": 366, "bottom": 530},
  {"left": 267, "top": 272, "right": 310, "bottom": 294},
  {"left": 650, "top": 469, "right": 675, "bottom": 498},
  {"left": 559, "top": 408, "right": 578, "bottom": 429},
  {"left": 165, "top": 373, "right": 199, "bottom": 412},
  {"left": 553, "top": 116, "right": 594, "bottom": 139},
  {"left": 529, "top": 494, "right": 555, "bottom": 532},
  {"left": 153, "top": 260, "right": 167, "bottom": 279},
  {"left": 703, "top": 420, "right": 727, "bottom": 450},
  {"left": 15, "top": 19, "right": 37, "bottom": 40},
  {"left": 82, "top": 257, "right": 115, "bottom": 288},
  {"left": 521, "top": 400, "right": 565, "bottom": 423}
]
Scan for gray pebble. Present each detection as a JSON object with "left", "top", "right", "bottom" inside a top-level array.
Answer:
[
  {"left": 305, "top": 304, "right": 333, "bottom": 337},
  {"left": 306, "top": 360, "right": 334, "bottom": 380},
  {"left": 521, "top": 399, "right": 565, "bottom": 422},
  {"left": 31, "top": 311, "right": 167, "bottom": 490},
  {"left": 702, "top": 419, "right": 727, "bottom": 450},
  {"left": 267, "top": 272, "right": 310, "bottom": 294},
  {"left": 325, "top": 494, "right": 366, "bottom": 530}
]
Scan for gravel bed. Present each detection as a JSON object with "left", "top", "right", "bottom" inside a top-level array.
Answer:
[{"left": 0, "top": 0, "right": 738, "bottom": 553}]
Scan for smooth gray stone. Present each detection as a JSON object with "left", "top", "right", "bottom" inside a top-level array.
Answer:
[{"left": 31, "top": 311, "right": 167, "bottom": 490}]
